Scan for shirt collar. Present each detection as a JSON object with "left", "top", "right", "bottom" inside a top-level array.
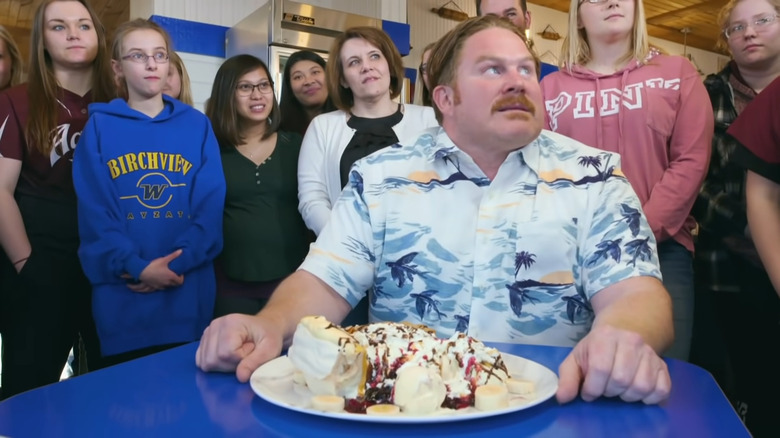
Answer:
[{"left": 423, "top": 125, "right": 543, "bottom": 174}]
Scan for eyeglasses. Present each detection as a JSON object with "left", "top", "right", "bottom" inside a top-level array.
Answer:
[
  {"left": 235, "top": 81, "right": 274, "bottom": 96},
  {"left": 723, "top": 13, "right": 779, "bottom": 39},
  {"left": 419, "top": 63, "right": 428, "bottom": 74},
  {"left": 121, "top": 51, "right": 169, "bottom": 64}
]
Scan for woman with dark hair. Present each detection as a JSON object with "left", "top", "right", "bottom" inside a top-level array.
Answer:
[
  {"left": 297, "top": 27, "right": 438, "bottom": 325},
  {"left": 298, "top": 27, "right": 438, "bottom": 236},
  {"left": 279, "top": 50, "right": 335, "bottom": 136},
  {"left": 206, "top": 54, "right": 311, "bottom": 317},
  {"left": 415, "top": 42, "right": 435, "bottom": 107},
  {"left": 0, "top": 0, "right": 114, "bottom": 399}
]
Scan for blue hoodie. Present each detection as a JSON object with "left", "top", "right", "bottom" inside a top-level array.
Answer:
[{"left": 73, "top": 96, "right": 225, "bottom": 356}]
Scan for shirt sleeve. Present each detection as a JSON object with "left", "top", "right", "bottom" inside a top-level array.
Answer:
[
  {"left": 581, "top": 159, "right": 663, "bottom": 297},
  {"left": 642, "top": 60, "right": 713, "bottom": 242},
  {"left": 297, "top": 116, "right": 334, "bottom": 235},
  {"left": 727, "top": 77, "right": 780, "bottom": 165},
  {"left": 73, "top": 116, "right": 151, "bottom": 283},
  {"left": 166, "top": 118, "right": 226, "bottom": 275},
  {"left": 298, "top": 163, "right": 376, "bottom": 307},
  {"left": 732, "top": 143, "right": 780, "bottom": 185},
  {"left": 0, "top": 92, "right": 24, "bottom": 160}
]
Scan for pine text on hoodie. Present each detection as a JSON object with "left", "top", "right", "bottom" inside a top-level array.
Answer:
[{"left": 541, "top": 51, "right": 713, "bottom": 253}]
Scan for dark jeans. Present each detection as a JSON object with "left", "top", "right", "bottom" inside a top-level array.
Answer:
[
  {"left": 213, "top": 265, "right": 279, "bottom": 318},
  {"left": 657, "top": 240, "right": 694, "bottom": 361},
  {"left": 725, "top": 257, "right": 780, "bottom": 437},
  {"left": 0, "top": 195, "right": 104, "bottom": 399}
]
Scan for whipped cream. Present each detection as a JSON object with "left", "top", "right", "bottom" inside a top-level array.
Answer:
[{"left": 289, "top": 317, "right": 511, "bottom": 413}]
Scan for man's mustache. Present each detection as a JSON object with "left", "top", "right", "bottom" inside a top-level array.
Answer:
[{"left": 491, "top": 95, "right": 536, "bottom": 115}]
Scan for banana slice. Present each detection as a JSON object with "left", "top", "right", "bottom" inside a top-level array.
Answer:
[
  {"left": 366, "top": 404, "right": 401, "bottom": 416},
  {"left": 506, "top": 378, "right": 535, "bottom": 395},
  {"left": 474, "top": 384, "right": 509, "bottom": 411},
  {"left": 310, "top": 395, "right": 345, "bottom": 412},
  {"left": 292, "top": 370, "right": 306, "bottom": 385}
]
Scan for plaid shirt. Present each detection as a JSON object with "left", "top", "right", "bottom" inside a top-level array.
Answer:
[{"left": 692, "top": 63, "right": 761, "bottom": 291}]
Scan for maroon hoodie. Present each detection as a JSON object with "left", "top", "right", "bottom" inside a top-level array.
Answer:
[{"left": 541, "top": 50, "right": 713, "bottom": 252}]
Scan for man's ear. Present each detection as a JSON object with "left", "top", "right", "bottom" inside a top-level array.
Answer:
[
  {"left": 432, "top": 84, "right": 455, "bottom": 116},
  {"left": 525, "top": 10, "right": 532, "bottom": 29}
]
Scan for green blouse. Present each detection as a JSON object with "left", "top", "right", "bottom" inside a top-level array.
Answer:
[{"left": 219, "top": 131, "right": 311, "bottom": 282}]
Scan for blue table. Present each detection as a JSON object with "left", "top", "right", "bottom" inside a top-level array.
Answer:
[{"left": 0, "top": 342, "right": 748, "bottom": 437}]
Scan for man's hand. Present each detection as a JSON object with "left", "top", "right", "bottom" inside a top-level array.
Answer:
[
  {"left": 556, "top": 325, "right": 671, "bottom": 405},
  {"left": 138, "top": 249, "right": 185, "bottom": 290},
  {"left": 195, "top": 313, "right": 284, "bottom": 382}
]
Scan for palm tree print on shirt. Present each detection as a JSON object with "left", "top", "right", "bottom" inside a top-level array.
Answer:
[{"left": 507, "top": 251, "right": 571, "bottom": 317}]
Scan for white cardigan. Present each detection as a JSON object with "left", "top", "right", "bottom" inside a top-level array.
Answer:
[{"left": 298, "top": 104, "right": 438, "bottom": 235}]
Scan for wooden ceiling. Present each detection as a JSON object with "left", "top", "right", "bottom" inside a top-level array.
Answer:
[
  {"left": 0, "top": 0, "right": 129, "bottom": 65},
  {"left": 536, "top": 0, "right": 729, "bottom": 54},
  {"left": 1, "top": 0, "right": 729, "bottom": 68}
]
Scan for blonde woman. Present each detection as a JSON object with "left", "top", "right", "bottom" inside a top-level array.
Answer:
[
  {"left": 164, "top": 50, "right": 193, "bottom": 105},
  {"left": 540, "top": 0, "right": 713, "bottom": 361}
]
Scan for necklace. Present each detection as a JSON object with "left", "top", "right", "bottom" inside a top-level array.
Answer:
[{"left": 238, "top": 141, "right": 273, "bottom": 165}]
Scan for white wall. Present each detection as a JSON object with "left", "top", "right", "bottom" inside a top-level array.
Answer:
[
  {"left": 407, "top": 0, "right": 476, "bottom": 71},
  {"left": 129, "top": 0, "right": 405, "bottom": 111}
]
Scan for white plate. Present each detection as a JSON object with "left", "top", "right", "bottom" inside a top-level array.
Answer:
[{"left": 249, "top": 352, "right": 559, "bottom": 423}]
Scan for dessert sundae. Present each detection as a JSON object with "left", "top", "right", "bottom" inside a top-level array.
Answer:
[{"left": 286, "top": 316, "right": 535, "bottom": 415}]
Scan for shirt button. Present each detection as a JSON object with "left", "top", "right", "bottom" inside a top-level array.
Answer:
[
  {"left": 81, "top": 108, "right": 87, "bottom": 114},
  {"left": 255, "top": 172, "right": 259, "bottom": 176},
  {"left": 256, "top": 181, "right": 260, "bottom": 185}
]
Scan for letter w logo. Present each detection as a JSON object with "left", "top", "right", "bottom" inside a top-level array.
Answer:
[{"left": 140, "top": 184, "right": 169, "bottom": 200}]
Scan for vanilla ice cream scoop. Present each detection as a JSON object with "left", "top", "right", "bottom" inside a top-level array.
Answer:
[
  {"left": 287, "top": 316, "right": 365, "bottom": 398},
  {"left": 393, "top": 365, "right": 447, "bottom": 415}
]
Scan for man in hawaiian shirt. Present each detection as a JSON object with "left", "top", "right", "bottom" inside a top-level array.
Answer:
[{"left": 196, "top": 16, "right": 673, "bottom": 405}]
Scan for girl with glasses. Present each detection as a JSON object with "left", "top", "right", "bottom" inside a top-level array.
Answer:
[
  {"left": 540, "top": 0, "right": 713, "bottom": 362},
  {"left": 0, "top": 0, "right": 114, "bottom": 399},
  {"left": 72, "top": 18, "right": 225, "bottom": 366},
  {"left": 205, "top": 55, "right": 312, "bottom": 318},
  {"left": 693, "top": 0, "right": 780, "bottom": 435},
  {"left": 414, "top": 42, "right": 435, "bottom": 107}
]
